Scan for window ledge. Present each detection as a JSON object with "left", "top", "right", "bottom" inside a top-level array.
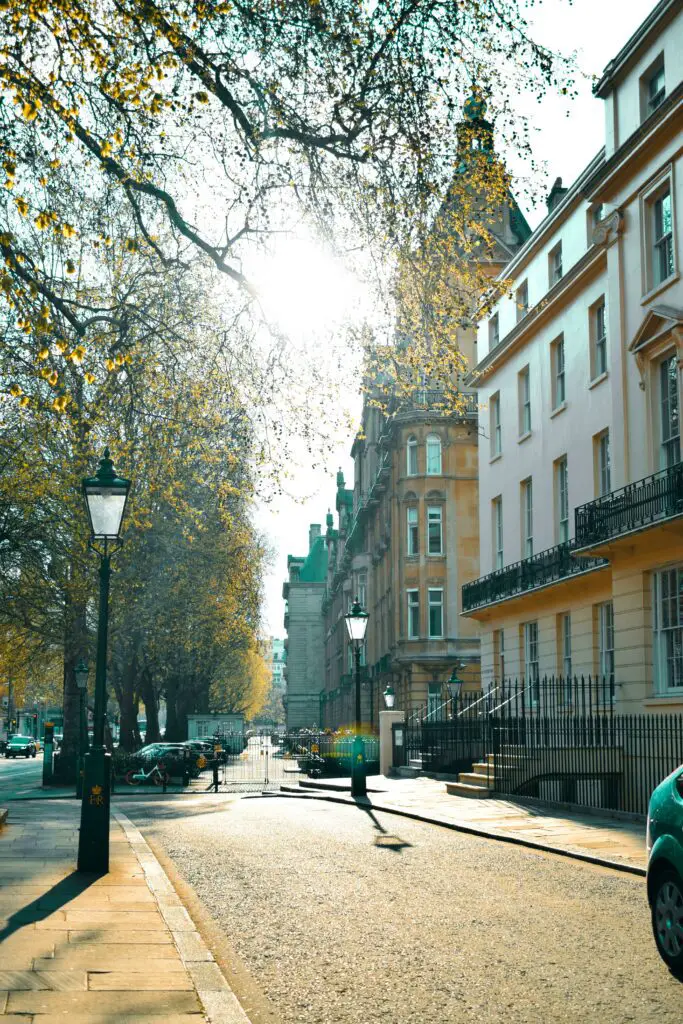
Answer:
[
  {"left": 589, "top": 371, "right": 609, "bottom": 390},
  {"left": 641, "top": 271, "right": 680, "bottom": 306},
  {"left": 550, "top": 401, "right": 567, "bottom": 419},
  {"left": 427, "top": 554, "right": 446, "bottom": 559},
  {"left": 489, "top": 452, "right": 503, "bottom": 464},
  {"left": 517, "top": 430, "right": 532, "bottom": 444},
  {"left": 405, "top": 555, "right": 419, "bottom": 561},
  {"left": 644, "top": 694, "right": 683, "bottom": 707}
]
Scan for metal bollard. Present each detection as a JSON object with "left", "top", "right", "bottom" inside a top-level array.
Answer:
[{"left": 212, "top": 762, "right": 219, "bottom": 793}]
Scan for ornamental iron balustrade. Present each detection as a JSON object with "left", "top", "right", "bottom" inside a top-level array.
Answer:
[
  {"left": 462, "top": 541, "right": 608, "bottom": 612},
  {"left": 575, "top": 460, "right": 683, "bottom": 549}
]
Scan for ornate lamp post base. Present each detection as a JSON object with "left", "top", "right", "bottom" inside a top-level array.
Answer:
[{"left": 77, "top": 747, "right": 111, "bottom": 874}]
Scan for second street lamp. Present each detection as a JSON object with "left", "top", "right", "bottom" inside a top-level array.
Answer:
[
  {"left": 78, "top": 448, "right": 131, "bottom": 874},
  {"left": 344, "top": 597, "right": 369, "bottom": 798},
  {"left": 447, "top": 664, "right": 465, "bottom": 717}
]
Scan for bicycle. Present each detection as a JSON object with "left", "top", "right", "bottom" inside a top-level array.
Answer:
[{"left": 125, "top": 761, "right": 170, "bottom": 787}]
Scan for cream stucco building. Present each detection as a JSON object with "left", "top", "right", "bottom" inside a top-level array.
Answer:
[{"left": 463, "top": 0, "right": 683, "bottom": 714}]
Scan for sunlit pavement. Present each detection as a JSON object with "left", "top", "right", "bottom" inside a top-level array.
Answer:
[
  {"left": 126, "top": 793, "right": 683, "bottom": 1024},
  {"left": 0, "top": 752, "right": 51, "bottom": 801}
]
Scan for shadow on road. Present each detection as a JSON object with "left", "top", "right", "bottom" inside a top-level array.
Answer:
[{"left": 355, "top": 801, "right": 413, "bottom": 853}]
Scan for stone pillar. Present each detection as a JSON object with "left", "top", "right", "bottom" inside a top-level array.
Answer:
[{"left": 379, "top": 710, "right": 405, "bottom": 775}]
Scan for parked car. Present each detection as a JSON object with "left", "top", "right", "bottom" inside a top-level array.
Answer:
[
  {"left": 5, "top": 735, "right": 38, "bottom": 759},
  {"left": 133, "top": 742, "right": 198, "bottom": 775},
  {"left": 647, "top": 765, "right": 683, "bottom": 979},
  {"left": 182, "top": 739, "right": 227, "bottom": 763}
]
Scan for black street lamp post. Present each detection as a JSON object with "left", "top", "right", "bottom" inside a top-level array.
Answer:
[
  {"left": 447, "top": 664, "right": 465, "bottom": 717},
  {"left": 74, "top": 659, "right": 89, "bottom": 800},
  {"left": 77, "top": 449, "right": 131, "bottom": 874},
  {"left": 344, "top": 598, "right": 369, "bottom": 798}
]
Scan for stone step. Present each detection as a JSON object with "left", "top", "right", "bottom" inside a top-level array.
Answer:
[
  {"left": 395, "top": 766, "right": 421, "bottom": 779},
  {"left": 471, "top": 762, "right": 495, "bottom": 777},
  {"left": 458, "top": 771, "right": 494, "bottom": 788},
  {"left": 445, "top": 782, "right": 492, "bottom": 798}
]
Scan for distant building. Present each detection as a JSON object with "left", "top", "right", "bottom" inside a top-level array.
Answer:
[
  {"left": 271, "top": 638, "right": 285, "bottom": 691},
  {"left": 282, "top": 525, "right": 328, "bottom": 729}
]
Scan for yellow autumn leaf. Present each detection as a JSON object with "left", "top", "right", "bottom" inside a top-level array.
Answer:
[
  {"left": 52, "top": 395, "right": 68, "bottom": 412},
  {"left": 48, "top": 370, "right": 58, "bottom": 386},
  {"left": 65, "top": 259, "right": 76, "bottom": 274},
  {"left": 70, "top": 346, "right": 85, "bottom": 365},
  {"left": 84, "top": 372, "right": 96, "bottom": 384},
  {"left": 61, "top": 223, "right": 77, "bottom": 238},
  {"left": 21, "top": 99, "right": 41, "bottom": 121},
  {"left": 14, "top": 197, "right": 29, "bottom": 216},
  {"left": 55, "top": 340, "right": 68, "bottom": 353},
  {"left": 37, "top": 347, "right": 49, "bottom": 360},
  {"left": 9, "top": 383, "right": 22, "bottom": 397},
  {"left": 195, "top": 91, "right": 209, "bottom": 103},
  {"left": 19, "top": 395, "right": 30, "bottom": 408},
  {"left": 34, "top": 211, "right": 53, "bottom": 230},
  {"left": 115, "top": 352, "right": 124, "bottom": 365},
  {"left": 105, "top": 358, "right": 115, "bottom": 371}
]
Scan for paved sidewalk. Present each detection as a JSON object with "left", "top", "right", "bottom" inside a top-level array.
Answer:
[
  {"left": 280, "top": 775, "right": 647, "bottom": 873},
  {"left": 0, "top": 800, "right": 249, "bottom": 1022}
]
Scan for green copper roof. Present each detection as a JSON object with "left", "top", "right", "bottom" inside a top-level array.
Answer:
[{"left": 298, "top": 535, "right": 328, "bottom": 582}]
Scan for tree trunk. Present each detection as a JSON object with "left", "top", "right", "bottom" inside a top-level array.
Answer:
[
  {"left": 117, "top": 664, "right": 138, "bottom": 752},
  {"left": 59, "top": 597, "right": 89, "bottom": 783},
  {"left": 164, "top": 677, "right": 182, "bottom": 741},
  {"left": 140, "top": 669, "right": 160, "bottom": 743}
]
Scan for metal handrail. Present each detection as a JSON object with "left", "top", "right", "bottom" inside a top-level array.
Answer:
[{"left": 456, "top": 686, "right": 499, "bottom": 717}]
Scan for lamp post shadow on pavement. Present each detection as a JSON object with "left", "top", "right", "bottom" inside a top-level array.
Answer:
[
  {"left": 77, "top": 449, "right": 131, "bottom": 875},
  {"left": 344, "top": 597, "right": 369, "bottom": 799}
]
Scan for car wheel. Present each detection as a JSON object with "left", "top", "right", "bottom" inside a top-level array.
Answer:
[
  {"left": 32, "top": 751, "right": 36, "bottom": 758},
  {"left": 651, "top": 867, "right": 683, "bottom": 979}
]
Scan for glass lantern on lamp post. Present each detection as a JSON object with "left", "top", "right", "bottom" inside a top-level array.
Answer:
[
  {"left": 344, "top": 598, "right": 369, "bottom": 798},
  {"left": 78, "top": 448, "right": 131, "bottom": 874},
  {"left": 382, "top": 684, "right": 396, "bottom": 710},
  {"left": 447, "top": 665, "right": 465, "bottom": 718}
]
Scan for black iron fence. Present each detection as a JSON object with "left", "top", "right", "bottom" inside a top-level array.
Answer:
[
  {"left": 462, "top": 541, "right": 608, "bottom": 612},
  {"left": 397, "top": 676, "right": 683, "bottom": 815},
  {"left": 575, "top": 459, "right": 683, "bottom": 549}
]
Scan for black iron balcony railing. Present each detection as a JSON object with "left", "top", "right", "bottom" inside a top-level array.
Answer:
[
  {"left": 575, "top": 460, "right": 683, "bottom": 549},
  {"left": 462, "top": 540, "right": 608, "bottom": 612}
]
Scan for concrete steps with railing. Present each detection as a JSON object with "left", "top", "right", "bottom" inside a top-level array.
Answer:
[{"left": 446, "top": 745, "right": 529, "bottom": 798}]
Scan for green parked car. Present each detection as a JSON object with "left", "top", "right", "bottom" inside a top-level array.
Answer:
[{"left": 647, "top": 765, "right": 683, "bottom": 979}]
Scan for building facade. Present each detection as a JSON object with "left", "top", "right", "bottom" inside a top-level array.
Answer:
[
  {"left": 463, "top": 0, "right": 683, "bottom": 714},
  {"left": 282, "top": 525, "right": 328, "bottom": 730}
]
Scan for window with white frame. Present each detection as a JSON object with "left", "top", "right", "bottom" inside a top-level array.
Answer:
[
  {"left": 597, "top": 601, "right": 615, "bottom": 700},
  {"left": 406, "top": 435, "right": 418, "bottom": 476},
  {"left": 406, "top": 506, "right": 419, "bottom": 556},
  {"left": 596, "top": 430, "right": 611, "bottom": 496},
  {"left": 428, "top": 588, "right": 444, "bottom": 638},
  {"left": 495, "top": 628, "right": 505, "bottom": 682},
  {"left": 660, "top": 354, "right": 680, "bottom": 468},
  {"left": 551, "top": 335, "right": 566, "bottom": 408},
  {"left": 518, "top": 367, "right": 531, "bottom": 435},
  {"left": 653, "top": 567, "right": 683, "bottom": 691},
  {"left": 555, "top": 456, "right": 569, "bottom": 543},
  {"left": 516, "top": 280, "right": 528, "bottom": 322},
  {"left": 427, "top": 506, "right": 443, "bottom": 555},
  {"left": 407, "top": 589, "right": 420, "bottom": 638},
  {"left": 490, "top": 392, "right": 502, "bottom": 455},
  {"left": 521, "top": 477, "right": 533, "bottom": 559},
  {"left": 642, "top": 58, "right": 665, "bottom": 119},
  {"left": 357, "top": 572, "right": 367, "bottom": 611},
  {"left": 591, "top": 299, "right": 607, "bottom": 379},
  {"left": 426, "top": 434, "right": 442, "bottom": 475},
  {"left": 548, "top": 243, "right": 563, "bottom": 287},
  {"left": 652, "top": 188, "right": 674, "bottom": 288},
  {"left": 523, "top": 621, "right": 539, "bottom": 700},
  {"left": 561, "top": 613, "right": 572, "bottom": 681},
  {"left": 493, "top": 496, "right": 503, "bottom": 570},
  {"left": 489, "top": 313, "right": 500, "bottom": 348},
  {"left": 427, "top": 683, "right": 441, "bottom": 720}
]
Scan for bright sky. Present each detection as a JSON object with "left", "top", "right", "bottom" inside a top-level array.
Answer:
[{"left": 255, "top": 0, "right": 657, "bottom": 640}]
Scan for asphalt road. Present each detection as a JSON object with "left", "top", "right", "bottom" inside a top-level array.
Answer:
[
  {"left": 126, "top": 793, "right": 683, "bottom": 1024},
  {"left": 0, "top": 749, "right": 43, "bottom": 798}
]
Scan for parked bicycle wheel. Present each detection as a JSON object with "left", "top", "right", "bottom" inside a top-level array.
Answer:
[
  {"left": 125, "top": 769, "right": 142, "bottom": 786},
  {"left": 153, "top": 769, "right": 170, "bottom": 786}
]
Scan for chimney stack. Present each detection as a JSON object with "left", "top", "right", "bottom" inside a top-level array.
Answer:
[
  {"left": 309, "top": 524, "right": 321, "bottom": 551},
  {"left": 546, "top": 177, "right": 568, "bottom": 213}
]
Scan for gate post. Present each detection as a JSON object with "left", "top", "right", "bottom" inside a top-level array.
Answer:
[{"left": 381, "top": 711, "right": 404, "bottom": 774}]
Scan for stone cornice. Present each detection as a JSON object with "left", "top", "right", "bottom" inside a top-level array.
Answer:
[{"left": 583, "top": 81, "right": 683, "bottom": 199}]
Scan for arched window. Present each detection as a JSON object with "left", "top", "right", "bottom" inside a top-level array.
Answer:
[
  {"left": 426, "top": 434, "right": 442, "bottom": 475},
  {"left": 406, "top": 435, "right": 418, "bottom": 476}
]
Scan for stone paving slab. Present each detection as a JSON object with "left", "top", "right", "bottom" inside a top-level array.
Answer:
[{"left": 0, "top": 801, "right": 253, "bottom": 1023}]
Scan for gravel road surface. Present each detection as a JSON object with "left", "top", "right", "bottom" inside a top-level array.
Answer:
[{"left": 126, "top": 793, "right": 682, "bottom": 1024}]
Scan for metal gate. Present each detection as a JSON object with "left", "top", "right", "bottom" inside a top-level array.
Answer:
[{"left": 201, "top": 734, "right": 301, "bottom": 792}]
